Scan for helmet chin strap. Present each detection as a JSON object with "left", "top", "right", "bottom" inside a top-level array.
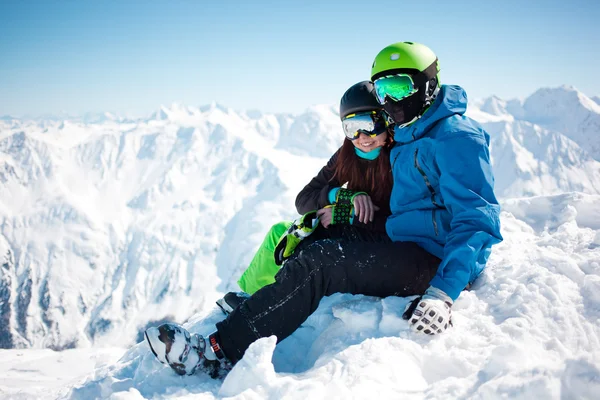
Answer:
[
  {"left": 421, "top": 79, "right": 440, "bottom": 108},
  {"left": 396, "top": 115, "right": 420, "bottom": 129},
  {"left": 386, "top": 80, "right": 440, "bottom": 128}
]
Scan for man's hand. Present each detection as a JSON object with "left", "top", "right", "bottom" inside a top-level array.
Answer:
[
  {"left": 403, "top": 287, "right": 453, "bottom": 335},
  {"left": 352, "top": 194, "right": 380, "bottom": 224}
]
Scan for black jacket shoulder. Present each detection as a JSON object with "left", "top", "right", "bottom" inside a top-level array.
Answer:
[{"left": 295, "top": 149, "right": 341, "bottom": 215}]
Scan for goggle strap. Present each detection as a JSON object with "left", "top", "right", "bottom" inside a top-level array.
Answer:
[
  {"left": 343, "top": 111, "right": 377, "bottom": 121},
  {"left": 413, "top": 59, "right": 439, "bottom": 86}
]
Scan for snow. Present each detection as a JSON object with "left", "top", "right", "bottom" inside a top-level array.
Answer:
[
  {"left": 0, "top": 85, "right": 600, "bottom": 399},
  {"left": 56, "top": 194, "right": 600, "bottom": 399},
  {"left": 0, "top": 347, "right": 125, "bottom": 399}
]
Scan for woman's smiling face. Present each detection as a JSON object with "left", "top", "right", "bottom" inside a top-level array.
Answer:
[{"left": 351, "top": 131, "right": 388, "bottom": 153}]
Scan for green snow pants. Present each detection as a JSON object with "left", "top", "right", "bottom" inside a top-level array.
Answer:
[{"left": 237, "top": 221, "right": 293, "bottom": 294}]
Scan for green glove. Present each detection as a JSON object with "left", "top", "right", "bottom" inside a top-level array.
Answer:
[
  {"left": 274, "top": 210, "right": 320, "bottom": 265},
  {"left": 331, "top": 189, "right": 367, "bottom": 225},
  {"left": 330, "top": 203, "right": 352, "bottom": 225}
]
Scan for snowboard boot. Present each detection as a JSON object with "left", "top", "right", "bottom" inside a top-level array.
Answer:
[
  {"left": 216, "top": 291, "right": 251, "bottom": 315},
  {"left": 145, "top": 323, "right": 232, "bottom": 379}
]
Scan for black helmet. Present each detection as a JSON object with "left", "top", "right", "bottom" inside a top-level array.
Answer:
[{"left": 339, "top": 81, "right": 383, "bottom": 120}]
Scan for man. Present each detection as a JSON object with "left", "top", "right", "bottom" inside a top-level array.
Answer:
[{"left": 370, "top": 42, "right": 502, "bottom": 333}]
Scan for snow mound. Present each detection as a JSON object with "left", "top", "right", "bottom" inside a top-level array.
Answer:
[{"left": 63, "top": 194, "right": 600, "bottom": 399}]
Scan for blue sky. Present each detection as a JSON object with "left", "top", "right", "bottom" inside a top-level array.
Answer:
[{"left": 1, "top": 0, "right": 598, "bottom": 116}]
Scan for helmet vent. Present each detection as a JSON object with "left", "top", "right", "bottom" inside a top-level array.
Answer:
[{"left": 404, "top": 41, "right": 414, "bottom": 45}]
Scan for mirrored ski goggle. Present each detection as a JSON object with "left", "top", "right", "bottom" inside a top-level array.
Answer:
[
  {"left": 342, "top": 111, "right": 388, "bottom": 141},
  {"left": 373, "top": 74, "right": 418, "bottom": 104}
]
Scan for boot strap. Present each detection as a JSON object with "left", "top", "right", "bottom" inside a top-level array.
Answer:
[{"left": 208, "top": 333, "right": 226, "bottom": 360}]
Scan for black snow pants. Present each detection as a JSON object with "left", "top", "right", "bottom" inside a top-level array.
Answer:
[{"left": 216, "top": 225, "right": 441, "bottom": 363}]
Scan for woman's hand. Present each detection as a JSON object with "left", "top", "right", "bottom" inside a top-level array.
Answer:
[
  {"left": 317, "top": 207, "right": 333, "bottom": 228},
  {"left": 352, "top": 194, "right": 379, "bottom": 224}
]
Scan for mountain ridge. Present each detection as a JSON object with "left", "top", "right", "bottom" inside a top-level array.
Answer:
[{"left": 0, "top": 85, "right": 599, "bottom": 349}]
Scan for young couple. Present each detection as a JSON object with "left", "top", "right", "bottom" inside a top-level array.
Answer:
[{"left": 145, "top": 42, "right": 503, "bottom": 378}]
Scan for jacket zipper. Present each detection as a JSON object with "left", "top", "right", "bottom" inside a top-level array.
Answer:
[
  {"left": 414, "top": 148, "right": 435, "bottom": 193},
  {"left": 414, "top": 149, "right": 442, "bottom": 207},
  {"left": 414, "top": 148, "right": 441, "bottom": 236}
]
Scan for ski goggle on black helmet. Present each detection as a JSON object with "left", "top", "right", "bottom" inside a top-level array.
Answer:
[
  {"left": 342, "top": 111, "right": 388, "bottom": 141},
  {"left": 339, "top": 81, "right": 390, "bottom": 141}
]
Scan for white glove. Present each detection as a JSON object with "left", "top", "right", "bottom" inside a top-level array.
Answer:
[{"left": 403, "top": 286, "right": 453, "bottom": 335}]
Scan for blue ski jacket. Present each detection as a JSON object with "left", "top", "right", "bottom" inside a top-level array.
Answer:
[{"left": 386, "top": 85, "right": 503, "bottom": 300}]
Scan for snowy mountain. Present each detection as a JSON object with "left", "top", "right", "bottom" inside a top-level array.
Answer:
[
  {"left": 0, "top": 105, "right": 333, "bottom": 350},
  {"left": 475, "top": 95, "right": 524, "bottom": 120},
  {"left": 472, "top": 86, "right": 600, "bottom": 162},
  {"left": 276, "top": 104, "right": 341, "bottom": 158},
  {"left": 0, "top": 86, "right": 599, "bottom": 354},
  {"left": 467, "top": 86, "right": 600, "bottom": 197},
  {"left": 523, "top": 86, "right": 600, "bottom": 161},
  {"left": 1, "top": 86, "right": 599, "bottom": 399},
  {"left": 484, "top": 119, "right": 600, "bottom": 197}
]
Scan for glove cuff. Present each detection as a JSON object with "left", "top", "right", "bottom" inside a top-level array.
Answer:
[
  {"left": 274, "top": 210, "right": 319, "bottom": 265},
  {"left": 350, "top": 191, "right": 368, "bottom": 203},
  {"left": 335, "top": 188, "right": 368, "bottom": 205},
  {"left": 423, "top": 286, "right": 453, "bottom": 306},
  {"left": 335, "top": 188, "right": 354, "bottom": 205}
]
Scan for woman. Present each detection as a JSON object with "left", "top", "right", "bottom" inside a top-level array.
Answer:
[
  {"left": 233, "top": 80, "right": 394, "bottom": 298},
  {"left": 145, "top": 80, "right": 430, "bottom": 378}
]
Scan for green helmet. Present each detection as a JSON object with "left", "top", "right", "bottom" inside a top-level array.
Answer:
[
  {"left": 371, "top": 42, "right": 439, "bottom": 82},
  {"left": 370, "top": 42, "right": 441, "bottom": 127}
]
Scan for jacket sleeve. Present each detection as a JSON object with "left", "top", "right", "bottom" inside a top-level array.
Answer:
[
  {"left": 295, "top": 150, "right": 341, "bottom": 215},
  {"left": 429, "top": 131, "right": 503, "bottom": 301}
]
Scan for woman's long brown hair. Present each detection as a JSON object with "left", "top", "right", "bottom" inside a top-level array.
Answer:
[{"left": 331, "top": 129, "right": 394, "bottom": 209}]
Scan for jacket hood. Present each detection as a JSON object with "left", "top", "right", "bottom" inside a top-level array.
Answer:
[{"left": 393, "top": 85, "right": 468, "bottom": 144}]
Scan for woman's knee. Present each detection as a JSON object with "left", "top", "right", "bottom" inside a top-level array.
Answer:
[{"left": 279, "top": 239, "right": 342, "bottom": 276}]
